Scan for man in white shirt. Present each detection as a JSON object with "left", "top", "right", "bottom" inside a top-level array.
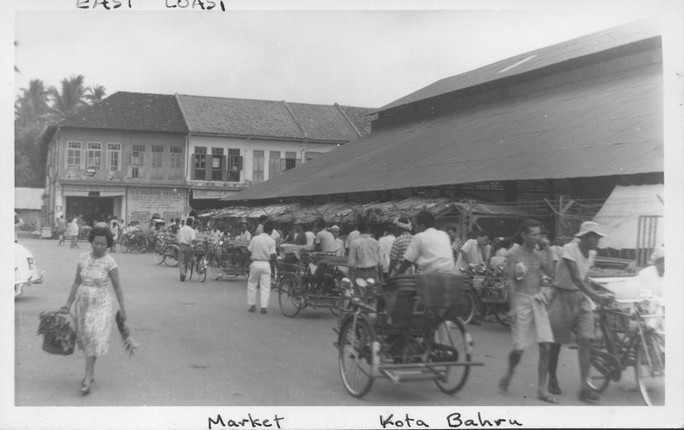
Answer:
[
  {"left": 329, "top": 225, "right": 345, "bottom": 257},
  {"left": 638, "top": 246, "right": 664, "bottom": 298},
  {"left": 238, "top": 222, "right": 252, "bottom": 242},
  {"left": 344, "top": 227, "right": 360, "bottom": 256},
  {"left": 247, "top": 221, "right": 277, "bottom": 314},
  {"left": 313, "top": 219, "right": 338, "bottom": 253},
  {"left": 378, "top": 224, "right": 396, "bottom": 279},
  {"left": 455, "top": 230, "right": 490, "bottom": 271},
  {"left": 304, "top": 226, "right": 316, "bottom": 249},
  {"left": 396, "top": 211, "right": 453, "bottom": 274},
  {"left": 177, "top": 217, "right": 197, "bottom": 282}
]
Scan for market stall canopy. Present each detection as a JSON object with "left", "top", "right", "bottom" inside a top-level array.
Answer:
[{"left": 592, "top": 184, "right": 664, "bottom": 250}]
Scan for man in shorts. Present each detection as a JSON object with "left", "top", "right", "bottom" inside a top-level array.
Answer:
[
  {"left": 498, "top": 219, "right": 558, "bottom": 403},
  {"left": 547, "top": 221, "right": 610, "bottom": 403}
]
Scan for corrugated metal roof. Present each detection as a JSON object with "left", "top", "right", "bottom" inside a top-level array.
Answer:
[
  {"left": 592, "top": 184, "right": 664, "bottom": 249},
  {"left": 222, "top": 62, "right": 663, "bottom": 202},
  {"left": 379, "top": 19, "right": 660, "bottom": 112},
  {"left": 15, "top": 188, "right": 44, "bottom": 210},
  {"left": 176, "top": 94, "right": 373, "bottom": 141}
]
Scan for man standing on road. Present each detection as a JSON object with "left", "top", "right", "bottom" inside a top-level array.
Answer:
[
  {"left": 247, "top": 221, "right": 277, "bottom": 314},
  {"left": 396, "top": 211, "right": 453, "bottom": 275},
  {"left": 178, "top": 217, "right": 196, "bottom": 282},
  {"left": 497, "top": 219, "right": 558, "bottom": 404},
  {"left": 546, "top": 221, "right": 610, "bottom": 403},
  {"left": 378, "top": 224, "right": 396, "bottom": 280},
  {"left": 347, "top": 218, "right": 383, "bottom": 286}
]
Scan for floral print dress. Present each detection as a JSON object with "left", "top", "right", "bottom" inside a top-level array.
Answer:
[{"left": 74, "top": 252, "right": 117, "bottom": 357}]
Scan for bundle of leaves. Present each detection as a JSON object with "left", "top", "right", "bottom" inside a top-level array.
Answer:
[{"left": 37, "top": 309, "right": 76, "bottom": 355}]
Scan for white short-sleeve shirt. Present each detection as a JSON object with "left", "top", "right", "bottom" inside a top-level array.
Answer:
[
  {"left": 248, "top": 233, "right": 276, "bottom": 261},
  {"left": 403, "top": 228, "right": 454, "bottom": 274}
]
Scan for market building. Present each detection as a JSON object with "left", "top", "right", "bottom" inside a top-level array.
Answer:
[
  {"left": 41, "top": 92, "right": 372, "bottom": 227},
  {"left": 220, "top": 20, "right": 665, "bottom": 252}
]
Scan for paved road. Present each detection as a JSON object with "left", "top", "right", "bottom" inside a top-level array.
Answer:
[{"left": 14, "top": 238, "right": 644, "bottom": 407}]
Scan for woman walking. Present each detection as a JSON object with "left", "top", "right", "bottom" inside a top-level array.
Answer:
[{"left": 63, "top": 226, "right": 128, "bottom": 395}]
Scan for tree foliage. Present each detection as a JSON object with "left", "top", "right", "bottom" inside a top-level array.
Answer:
[{"left": 14, "top": 75, "right": 107, "bottom": 187}]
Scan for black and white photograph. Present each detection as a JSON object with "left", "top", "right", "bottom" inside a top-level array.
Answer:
[{"left": 3, "top": 0, "right": 684, "bottom": 428}]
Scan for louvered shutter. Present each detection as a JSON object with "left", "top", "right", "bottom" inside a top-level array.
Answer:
[
  {"left": 221, "top": 155, "right": 227, "bottom": 181},
  {"left": 205, "top": 155, "right": 212, "bottom": 181}
]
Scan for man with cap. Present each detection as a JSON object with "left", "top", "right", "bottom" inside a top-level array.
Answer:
[
  {"left": 387, "top": 217, "right": 414, "bottom": 276},
  {"left": 546, "top": 221, "right": 611, "bottom": 403}
]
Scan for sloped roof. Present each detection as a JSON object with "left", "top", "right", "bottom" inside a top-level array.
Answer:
[
  {"left": 380, "top": 19, "right": 660, "bottom": 112},
  {"left": 222, "top": 60, "right": 663, "bottom": 202},
  {"left": 176, "top": 94, "right": 373, "bottom": 142},
  {"left": 592, "top": 184, "right": 664, "bottom": 250},
  {"left": 15, "top": 187, "right": 44, "bottom": 210},
  {"left": 57, "top": 92, "right": 188, "bottom": 133}
]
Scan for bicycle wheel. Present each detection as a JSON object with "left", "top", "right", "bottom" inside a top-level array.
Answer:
[
  {"left": 587, "top": 321, "right": 613, "bottom": 393},
  {"left": 635, "top": 331, "right": 665, "bottom": 406},
  {"left": 278, "top": 273, "right": 303, "bottom": 317},
  {"left": 458, "top": 292, "right": 478, "bottom": 325},
  {"left": 153, "top": 251, "right": 166, "bottom": 265},
  {"left": 164, "top": 245, "right": 180, "bottom": 267},
  {"left": 431, "top": 313, "right": 471, "bottom": 394},
  {"left": 197, "top": 258, "right": 208, "bottom": 283},
  {"left": 338, "top": 315, "right": 375, "bottom": 398},
  {"left": 187, "top": 259, "right": 194, "bottom": 280}
]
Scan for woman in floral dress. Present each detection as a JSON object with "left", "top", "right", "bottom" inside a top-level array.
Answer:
[{"left": 64, "top": 226, "right": 128, "bottom": 395}]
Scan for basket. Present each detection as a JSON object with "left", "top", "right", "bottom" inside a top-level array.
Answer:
[
  {"left": 603, "top": 307, "right": 632, "bottom": 333},
  {"left": 37, "top": 309, "right": 77, "bottom": 355},
  {"left": 378, "top": 273, "right": 472, "bottom": 317}
]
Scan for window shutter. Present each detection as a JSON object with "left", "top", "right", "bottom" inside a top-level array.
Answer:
[
  {"left": 191, "top": 155, "right": 197, "bottom": 180},
  {"left": 237, "top": 156, "right": 243, "bottom": 171},
  {"left": 221, "top": 155, "right": 227, "bottom": 181},
  {"left": 126, "top": 152, "right": 132, "bottom": 177},
  {"left": 205, "top": 155, "right": 212, "bottom": 181}
]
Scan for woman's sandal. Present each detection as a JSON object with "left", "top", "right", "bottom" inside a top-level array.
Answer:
[{"left": 80, "top": 377, "right": 94, "bottom": 395}]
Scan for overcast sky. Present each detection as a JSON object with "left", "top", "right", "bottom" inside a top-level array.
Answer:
[{"left": 12, "top": 1, "right": 667, "bottom": 108}]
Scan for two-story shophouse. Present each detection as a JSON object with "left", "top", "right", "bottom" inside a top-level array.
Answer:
[
  {"left": 175, "top": 94, "right": 372, "bottom": 208},
  {"left": 42, "top": 91, "right": 373, "bottom": 226}
]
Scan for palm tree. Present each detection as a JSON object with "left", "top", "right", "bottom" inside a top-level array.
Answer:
[
  {"left": 15, "top": 79, "right": 50, "bottom": 125},
  {"left": 86, "top": 85, "right": 107, "bottom": 105},
  {"left": 48, "top": 74, "right": 88, "bottom": 118}
]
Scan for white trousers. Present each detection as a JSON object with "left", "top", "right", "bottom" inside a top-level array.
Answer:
[{"left": 247, "top": 261, "right": 271, "bottom": 308}]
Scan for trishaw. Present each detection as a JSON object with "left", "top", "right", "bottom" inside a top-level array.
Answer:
[
  {"left": 335, "top": 273, "right": 482, "bottom": 398},
  {"left": 208, "top": 239, "right": 252, "bottom": 280},
  {"left": 459, "top": 264, "right": 511, "bottom": 326},
  {"left": 277, "top": 251, "right": 349, "bottom": 317},
  {"left": 152, "top": 232, "right": 179, "bottom": 267}
]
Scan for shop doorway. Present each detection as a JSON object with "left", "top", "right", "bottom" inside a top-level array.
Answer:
[{"left": 65, "top": 197, "right": 115, "bottom": 226}]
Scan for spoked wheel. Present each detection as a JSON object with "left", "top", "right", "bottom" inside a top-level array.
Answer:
[
  {"left": 197, "top": 258, "right": 208, "bottom": 283},
  {"left": 494, "top": 307, "right": 512, "bottom": 327},
  {"left": 278, "top": 273, "right": 303, "bottom": 317},
  {"left": 587, "top": 323, "right": 614, "bottom": 393},
  {"left": 329, "top": 276, "right": 348, "bottom": 316},
  {"left": 338, "top": 315, "right": 375, "bottom": 398},
  {"left": 164, "top": 245, "right": 180, "bottom": 267},
  {"left": 153, "top": 251, "right": 166, "bottom": 265},
  {"left": 431, "top": 313, "right": 471, "bottom": 394},
  {"left": 458, "top": 292, "right": 478, "bottom": 325},
  {"left": 635, "top": 331, "right": 665, "bottom": 406}
]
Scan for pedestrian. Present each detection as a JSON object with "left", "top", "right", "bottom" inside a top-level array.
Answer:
[
  {"left": 546, "top": 221, "right": 610, "bottom": 403},
  {"left": 68, "top": 217, "right": 80, "bottom": 249},
  {"left": 329, "top": 225, "right": 345, "bottom": 257},
  {"left": 344, "top": 224, "right": 361, "bottom": 256},
  {"left": 395, "top": 211, "right": 453, "bottom": 275},
  {"left": 387, "top": 217, "right": 414, "bottom": 276},
  {"left": 497, "top": 219, "right": 558, "bottom": 404},
  {"left": 63, "top": 226, "right": 128, "bottom": 395},
  {"left": 109, "top": 219, "right": 119, "bottom": 253},
  {"left": 56, "top": 215, "right": 67, "bottom": 246},
  {"left": 347, "top": 218, "right": 383, "bottom": 286},
  {"left": 238, "top": 221, "right": 252, "bottom": 242},
  {"left": 289, "top": 223, "right": 307, "bottom": 245},
  {"left": 455, "top": 230, "right": 490, "bottom": 271},
  {"left": 247, "top": 220, "right": 277, "bottom": 314},
  {"left": 446, "top": 226, "right": 464, "bottom": 262},
  {"left": 168, "top": 218, "right": 180, "bottom": 235},
  {"left": 378, "top": 224, "right": 396, "bottom": 279},
  {"left": 313, "top": 219, "right": 338, "bottom": 253},
  {"left": 177, "top": 217, "right": 196, "bottom": 282}
]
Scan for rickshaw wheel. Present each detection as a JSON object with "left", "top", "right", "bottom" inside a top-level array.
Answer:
[
  {"left": 198, "top": 258, "right": 208, "bottom": 283},
  {"left": 329, "top": 275, "right": 348, "bottom": 316},
  {"left": 431, "top": 313, "right": 471, "bottom": 394},
  {"left": 338, "top": 314, "right": 375, "bottom": 398},
  {"left": 278, "top": 273, "right": 303, "bottom": 317},
  {"left": 164, "top": 245, "right": 180, "bottom": 267}
]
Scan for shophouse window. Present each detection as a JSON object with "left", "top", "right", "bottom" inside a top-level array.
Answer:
[
  {"left": 87, "top": 142, "right": 102, "bottom": 169},
  {"left": 107, "top": 143, "right": 121, "bottom": 171},
  {"left": 268, "top": 151, "right": 281, "bottom": 180},
  {"left": 252, "top": 150, "right": 264, "bottom": 183},
  {"left": 169, "top": 146, "right": 183, "bottom": 180},
  {"left": 284, "top": 151, "right": 297, "bottom": 170},
  {"left": 151, "top": 146, "right": 164, "bottom": 168},
  {"left": 66, "top": 141, "right": 82, "bottom": 168},
  {"left": 227, "top": 149, "right": 242, "bottom": 182},
  {"left": 211, "top": 148, "right": 225, "bottom": 181},
  {"left": 193, "top": 146, "right": 207, "bottom": 180},
  {"left": 132, "top": 144, "right": 145, "bottom": 166}
]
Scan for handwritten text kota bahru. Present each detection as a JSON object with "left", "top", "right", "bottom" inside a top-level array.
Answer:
[{"left": 378, "top": 412, "right": 523, "bottom": 429}]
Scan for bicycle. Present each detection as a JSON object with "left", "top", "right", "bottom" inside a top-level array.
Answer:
[
  {"left": 152, "top": 232, "right": 179, "bottom": 266},
  {"left": 458, "top": 265, "right": 510, "bottom": 326},
  {"left": 588, "top": 297, "right": 665, "bottom": 406},
  {"left": 186, "top": 240, "right": 209, "bottom": 283}
]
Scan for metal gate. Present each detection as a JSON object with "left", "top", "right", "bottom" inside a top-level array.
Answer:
[{"left": 636, "top": 215, "right": 662, "bottom": 267}]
